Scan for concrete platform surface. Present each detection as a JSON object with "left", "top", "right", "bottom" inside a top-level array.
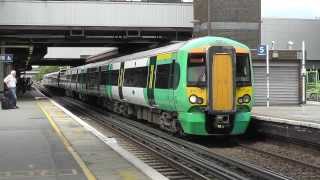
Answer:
[
  {"left": 252, "top": 104, "right": 320, "bottom": 129},
  {"left": 0, "top": 90, "right": 154, "bottom": 180},
  {"left": 0, "top": 92, "right": 86, "bottom": 180}
]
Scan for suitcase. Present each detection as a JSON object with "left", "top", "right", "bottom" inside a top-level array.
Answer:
[
  {"left": 1, "top": 96, "right": 11, "bottom": 110},
  {"left": 1, "top": 90, "right": 15, "bottom": 110}
]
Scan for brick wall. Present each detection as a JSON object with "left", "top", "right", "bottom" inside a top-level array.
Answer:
[{"left": 194, "top": 0, "right": 261, "bottom": 48}]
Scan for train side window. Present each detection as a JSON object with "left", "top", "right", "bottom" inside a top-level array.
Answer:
[
  {"left": 172, "top": 63, "right": 180, "bottom": 89},
  {"left": 123, "top": 66, "right": 148, "bottom": 88},
  {"left": 71, "top": 74, "right": 77, "bottom": 83},
  {"left": 100, "top": 71, "right": 107, "bottom": 85},
  {"left": 109, "top": 70, "right": 119, "bottom": 86},
  {"left": 155, "top": 64, "right": 171, "bottom": 89}
]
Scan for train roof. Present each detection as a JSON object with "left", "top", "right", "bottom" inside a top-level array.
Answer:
[{"left": 68, "top": 36, "right": 250, "bottom": 71}]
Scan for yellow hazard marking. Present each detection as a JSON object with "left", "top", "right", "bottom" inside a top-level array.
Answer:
[
  {"left": 37, "top": 102, "right": 96, "bottom": 180},
  {"left": 235, "top": 47, "right": 250, "bottom": 54},
  {"left": 190, "top": 46, "right": 250, "bottom": 54},
  {"left": 149, "top": 65, "right": 155, "bottom": 88},
  {"left": 157, "top": 53, "right": 172, "bottom": 61},
  {"left": 118, "top": 170, "right": 138, "bottom": 180}
]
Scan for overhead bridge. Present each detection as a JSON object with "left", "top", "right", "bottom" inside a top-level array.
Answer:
[
  {"left": 0, "top": 0, "right": 193, "bottom": 42},
  {"left": 0, "top": 0, "right": 193, "bottom": 70}
]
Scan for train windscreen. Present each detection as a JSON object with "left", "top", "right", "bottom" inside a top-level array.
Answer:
[{"left": 236, "top": 54, "right": 251, "bottom": 87}]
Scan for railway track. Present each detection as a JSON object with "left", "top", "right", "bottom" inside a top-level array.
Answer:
[
  {"left": 37, "top": 84, "right": 295, "bottom": 179},
  {"left": 239, "top": 143, "right": 320, "bottom": 170},
  {"left": 36, "top": 85, "right": 293, "bottom": 180}
]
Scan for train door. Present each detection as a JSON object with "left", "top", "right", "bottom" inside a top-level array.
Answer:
[
  {"left": 206, "top": 46, "right": 236, "bottom": 113},
  {"left": 75, "top": 69, "right": 78, "bottom": 91},
  {"left": 147, "top": 56, "right": 157, "bottom": 107},
  {"left": 110, "top": 62, "right": 121, "bottom": 100},
  {"left": 152, "top": 54, "right": 176, "bottom": 111},
  {"left": 97, "top": 66, "right": 101, "bottom": 96},
  {"left": 122, "top": 58, "right": 149, "bottom": 106}
]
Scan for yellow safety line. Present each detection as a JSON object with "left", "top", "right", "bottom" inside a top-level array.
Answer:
[{"left": 37, "top": 102, "right": 96, "bottom": 180}]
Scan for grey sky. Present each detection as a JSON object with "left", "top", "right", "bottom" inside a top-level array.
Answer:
[
  {"left": 183, "top": 0, "right": 320, "bottom": 19},
  {"left": 262, "top": 0, "right": 320, "bottom": 19}
]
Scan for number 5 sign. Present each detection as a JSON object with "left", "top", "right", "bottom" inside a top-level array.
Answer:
[{"left": 257, "top": 45, "right": 267, "bottom": 56}]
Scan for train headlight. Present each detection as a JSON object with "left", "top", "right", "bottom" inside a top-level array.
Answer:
[
  {"left": 238, "top": 94, "right": 251, "bottom": 104},
  {"left": 238, "top": 97, "right": 244, "bottom": 104},
  {"left": 189, "top": 95, "right": 198, "bottom": 104},
  {"left": 243, "top": 94, "right": 251, "bottom": 103},
  {"left": 189, "top": 95, "right": 204, "bottom": 104},
  {"left": 197, "top": 97, "right": 204, "bottom": 104}
]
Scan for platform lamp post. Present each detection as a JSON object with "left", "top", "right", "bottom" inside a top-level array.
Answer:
[
  {"left": 257, "top": 44, "right": 269, "bottom": 107},
  {"left": 0, "top": 42, "right": 4, "bottom": 95},
  {"left": 302, "top": 41, "right": 306, "bottom": 104}
]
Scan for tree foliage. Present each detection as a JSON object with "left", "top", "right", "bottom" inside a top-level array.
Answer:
[{"left": 35, "top": 66, "right": 60, "bottom": 81}]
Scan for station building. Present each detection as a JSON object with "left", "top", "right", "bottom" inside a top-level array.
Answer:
[
  {"left": 261, "top": 18, "right": 320, "bottom": 70},
  {"left": 193, "top": 0, "right": 261, "bottom": 48},
  {"left": 192, "top": 0, "right": 309, "bottom": 106}
]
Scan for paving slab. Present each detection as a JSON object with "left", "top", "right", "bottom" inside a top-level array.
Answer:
[
  {"left": 0, "top": 92, "right": 85, "bottom": 180},
  {"left": 253, "top": 104, "right": 320, "bottom": 129}
]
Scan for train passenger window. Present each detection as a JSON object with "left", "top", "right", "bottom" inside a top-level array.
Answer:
[
  {"left": 100, "top": 71, "right": 107, "bottom": 85},
  {"left": 109, "top": 70, "right": 119, "bottom": 86},
  {"left": 87, "top": 71, "right": 100, "bottom": 89},
  {"left": 236, "top": 54, "right": 251, "bottom": 86},
  {"left": 187, "top": 53, "right": 206, "bottom": 87},
  {"left": 155, "top": 64, "right": 171, "bottom": 89},
  {"left": 71, "top": 74, "right": 77, "bottom": 83},
  {"left": 123, "top": 67, "right": 148, "bottom": 88}
]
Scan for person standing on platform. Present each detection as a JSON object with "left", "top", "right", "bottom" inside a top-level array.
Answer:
[{"left": 3, "top": 70, "right": 18, "bottom": 108}]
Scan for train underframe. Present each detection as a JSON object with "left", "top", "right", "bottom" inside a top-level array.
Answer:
[{"left": 61, "top": 89, "right": 249, "bottom": 136}]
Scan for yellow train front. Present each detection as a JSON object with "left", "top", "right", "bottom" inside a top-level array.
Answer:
[{"left": 175, "top": 37, "right": 253, "bottom": 135}]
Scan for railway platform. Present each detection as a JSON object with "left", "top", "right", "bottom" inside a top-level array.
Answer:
[
  {"left": 253, "top": 104, "right": 320, "bottom": 128},
  {"left": 0, "top": 90, "right": 159, "bottom": 180},
  {"left": 251, "top": 104, "right": 320, "bottom": 145}
]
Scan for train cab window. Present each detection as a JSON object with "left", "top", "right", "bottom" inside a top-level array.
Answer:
[
  {"left": 187, "top": 53, "right": 206, "bottom": 87},
  {"left": 236, "top": 54, "right": 251, "bottom": 87},
  {"left": 124, "top": 67, "right": 148, "bottom": 88}
]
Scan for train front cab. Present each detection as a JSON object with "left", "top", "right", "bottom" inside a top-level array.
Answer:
[{"left": 179, "top": 45, "right": 253, "bottom": 136}]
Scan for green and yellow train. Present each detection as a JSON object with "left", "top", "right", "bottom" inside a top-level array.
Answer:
[{"left": 43, "top": 36, "right": 254, "bottom": 136}]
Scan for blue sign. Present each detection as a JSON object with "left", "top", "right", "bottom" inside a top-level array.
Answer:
[
  {"left": 257, "top": 45, "right": 267, "bottom": 56},
  {"left": 0, "top": 54, "right": 13, "bottom": 63}
]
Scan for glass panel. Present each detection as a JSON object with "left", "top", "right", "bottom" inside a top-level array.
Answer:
[
  {"left": 236, "top": 54, "right": 251, "bottom": 86},
  {"left": 124, "top": 67, "right": 148, "bottom": 88},
  {"left": 187, "top": 53, "right": 206, "bottom": 87}
]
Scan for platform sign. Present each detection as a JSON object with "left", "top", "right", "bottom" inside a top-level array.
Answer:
[
  {"left": 0, "top": 54, "right": 13, "bottom": 63},
  {"left": 257, "top": 45, "right": 270, "bottom": 107},
  {"left": 257, "top": 45, "right": 267, "bottom": 56}
]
